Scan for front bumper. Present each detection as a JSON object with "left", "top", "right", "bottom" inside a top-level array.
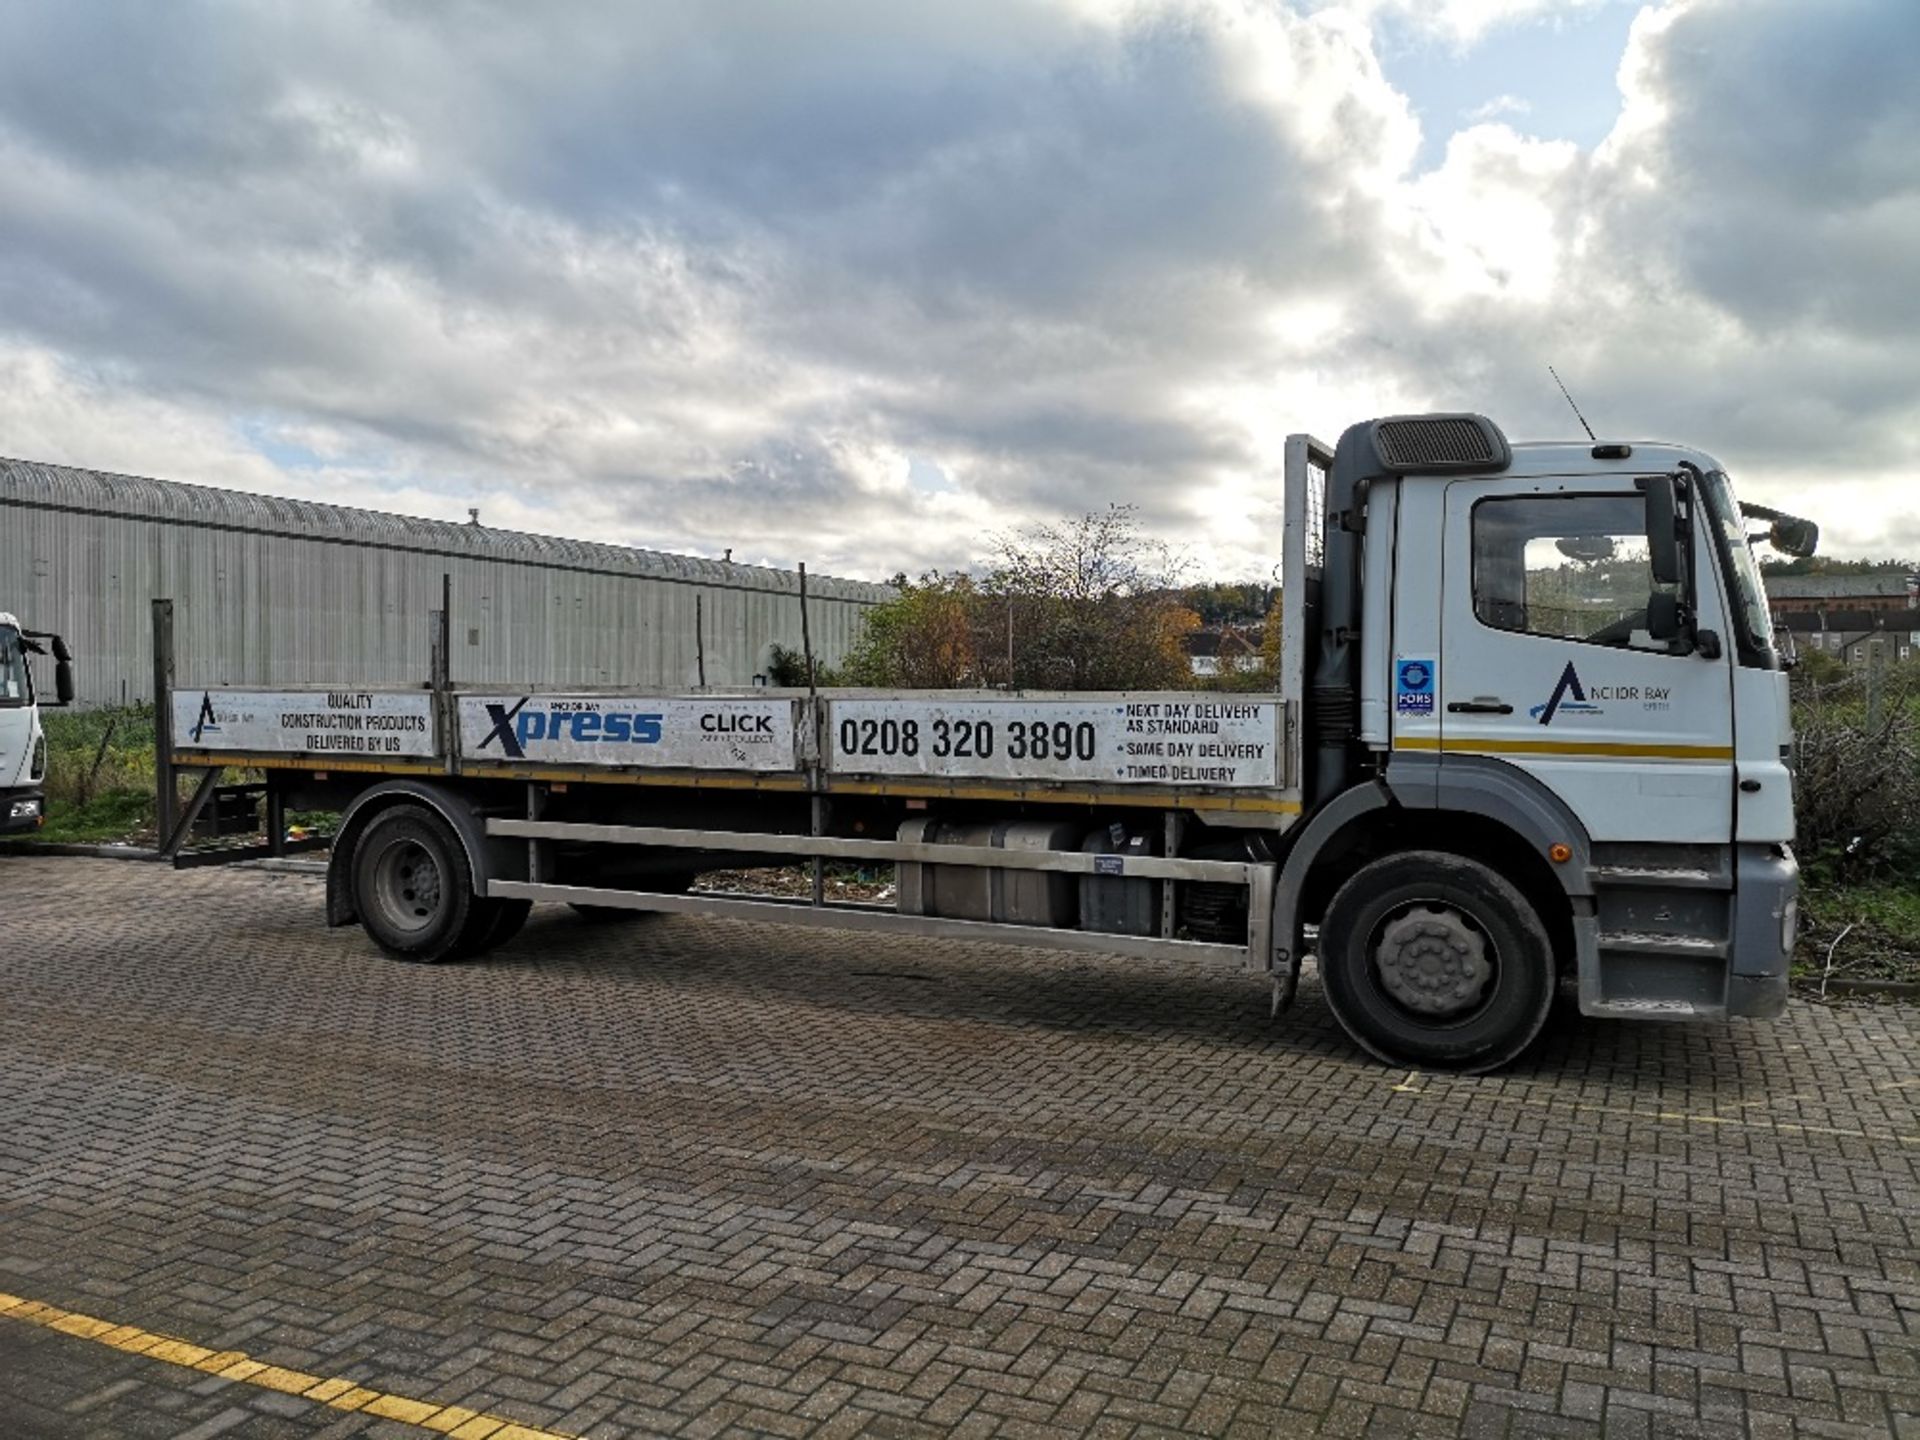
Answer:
[
  {"left": 1728, "top": 843, "right": 1799, "bottom": 1017},
  {"left": 0, "top": 789, "right": 45, "bottom": 835}
]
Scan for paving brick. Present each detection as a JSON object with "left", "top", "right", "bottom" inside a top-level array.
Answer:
[{"left": 0, "top": 856, "right": 1914, "bottom": 1438}]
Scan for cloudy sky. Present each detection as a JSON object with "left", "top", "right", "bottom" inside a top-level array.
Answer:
[{"left": 0, "top": 0, "right": 1913, "bottom": 580}]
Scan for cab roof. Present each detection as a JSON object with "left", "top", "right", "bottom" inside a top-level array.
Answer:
[{"left": 1503, "top": 440, "right": 1726, "bottom": 477}]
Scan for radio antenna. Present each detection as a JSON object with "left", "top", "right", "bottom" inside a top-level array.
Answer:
[{"left": 1548, "top": 364, "right": 1597, "bottom": 443}]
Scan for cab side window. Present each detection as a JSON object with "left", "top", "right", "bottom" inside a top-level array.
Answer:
[{"left": 1472, "top": 493, "right": 1675, "bottom": 651}]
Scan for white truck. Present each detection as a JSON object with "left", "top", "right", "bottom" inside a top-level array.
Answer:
[
  {"left": 0, "top": 612, "right": 73, "bottom": 835},
  {"left": 155, "top": 413, "right": 1819, "bottom": 1072}
]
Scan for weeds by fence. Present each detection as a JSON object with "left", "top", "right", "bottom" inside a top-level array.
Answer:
[{"left": 1789, "top": 658, "right": 1920, "bottom": 883}]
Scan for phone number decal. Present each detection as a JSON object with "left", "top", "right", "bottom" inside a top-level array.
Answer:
[{"left": 827, "top": 698, "right": 1279, "bottom": 788}]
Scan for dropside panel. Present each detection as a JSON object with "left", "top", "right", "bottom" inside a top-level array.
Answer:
[{"left": 170, "top": 685, "right": 1303, "bottom": 819}]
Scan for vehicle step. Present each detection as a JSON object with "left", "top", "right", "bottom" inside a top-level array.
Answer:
[
  {"left": 1597, "top": 930, "right": 1729, "bottom": 959},
  {"left": 1581, "top": 996, "right": 1725, "bottom": 1020},
  {"left": 1591, "top": 864, "right": 1729, "bottom": 890}
]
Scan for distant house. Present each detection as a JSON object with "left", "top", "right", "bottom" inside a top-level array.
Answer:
[
  {"left": 1768, "top": 572, "right": 1920, "bottom": 665},
  {"left": 1185, "top": 625, "right": 1263, "bottom": 678}
]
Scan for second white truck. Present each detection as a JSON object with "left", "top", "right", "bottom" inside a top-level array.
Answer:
[
  {"left": 156, "top": 413, "right": 1819, "bottom": 1071},
  {"left": 0, "top": 612, "right": 72, "bottom": 836}
]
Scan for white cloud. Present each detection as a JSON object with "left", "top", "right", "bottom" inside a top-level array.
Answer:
[
  {"left": 0, "top": 0, "right": 1912, "bottom": 582},
  {"left": 1465, "top": 93, "right": 1532, "bottom": 122}
]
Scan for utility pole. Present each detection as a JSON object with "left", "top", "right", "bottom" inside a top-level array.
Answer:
[{"left": 1006, "top": 596, "right": 1015, "bottom": 689}]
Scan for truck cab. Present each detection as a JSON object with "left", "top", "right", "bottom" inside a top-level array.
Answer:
[
  {"left": 1289, "top": 415, "right": 1812, "bottom": 1066},
  {"left": 0, "top": 612, "right": 73, "bottom": 835}
]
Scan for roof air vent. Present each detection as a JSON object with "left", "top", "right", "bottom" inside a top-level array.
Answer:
[{"left": 1369, "top": 413, "right": 1511, "bottom": 475}]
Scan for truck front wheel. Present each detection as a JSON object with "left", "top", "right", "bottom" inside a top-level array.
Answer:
[
  {"left": 353, "top": 804, "right": 492, "bottom": 963},
  {"left": 1318, "top": 850, "right": 1554, "bottom": 1073}
]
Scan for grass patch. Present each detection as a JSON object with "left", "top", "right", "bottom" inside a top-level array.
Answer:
[
  {"left": 27, "top": 789, "right": 155, "bottom": 845},
  {"left": 1794, "top": 881, "right": 1920, "bottom": 989}
]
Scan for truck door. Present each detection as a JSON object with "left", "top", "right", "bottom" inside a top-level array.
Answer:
[{"left": 1431, "top": 477, "right": 1735, "bottom": 844}]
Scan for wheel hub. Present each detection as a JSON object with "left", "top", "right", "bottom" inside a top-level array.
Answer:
[
  {"left": 374, "top": 840, "right": 442, "bottom": 933},
  {"left": 1372, "top": 905, "right": 1492, "bottom": 1018}
]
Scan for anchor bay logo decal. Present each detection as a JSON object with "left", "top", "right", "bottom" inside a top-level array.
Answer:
[
  {"left": 191, "top": 691, "right": 221, "bottom": 742},
  {"left": 1531, "top": 662, "right": 1604, "bottom": 725}
]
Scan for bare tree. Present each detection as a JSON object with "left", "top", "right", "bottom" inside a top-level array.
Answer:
[
  {"left": 983, "top": 506, "right": 1196, "bottom": 690},
  {"left": 831, "top": 507, "right": 1200, "bottom": 691}
]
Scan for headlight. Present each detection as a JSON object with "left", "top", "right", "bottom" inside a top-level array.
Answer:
[{"left": 8, "top": 797, "right": 41, "bottom": 821}]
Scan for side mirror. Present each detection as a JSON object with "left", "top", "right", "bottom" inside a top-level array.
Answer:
[
  {"left": 1769, "top": 516, "right": 1819, "bottom": 558},
  {"left": 1555, "top": 535, "right": 1617, "bottom": 563},
  {"left": 1644, "top": 476, "right": 1682, "bottom": 585},
  {"left": 1647, "top": 591, "right": 1682, "bottom": 641},
  {"left": 55, "top": 659, "right": 75, "bottom": 706}
]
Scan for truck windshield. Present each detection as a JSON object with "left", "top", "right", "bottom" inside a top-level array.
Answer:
[
  {"left": 1696, "top": 470, "right": 1777, "bottom": 666},
  {"left": 0, "top": 625, "right": 29, "bottom": 708}
]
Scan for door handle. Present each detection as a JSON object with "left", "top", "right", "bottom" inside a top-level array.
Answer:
[{"left": 1446, "top": 700, "right": 1514, "bottom": 715}]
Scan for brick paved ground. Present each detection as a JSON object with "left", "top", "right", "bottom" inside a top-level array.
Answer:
[{"left": 0, "top": 854, "right": 1915, "bottom": 1439}]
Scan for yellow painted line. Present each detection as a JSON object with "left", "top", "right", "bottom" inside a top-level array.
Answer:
[
  {"left": 1708, "top": 1075, "right": 1920, "bottom": 1122},
  {"left": 0, "top": 1292, "right": 574, "bottom": 1440},
  {"left": 1434, "top": 1089, "right": 1919, "bottom": 1147},
  {"left": 1394, "top": 736, "right": 1734, "bottom": 760},
  {"left": 1722, "top": 1090, "right": 1818, "bottom": 1111}
]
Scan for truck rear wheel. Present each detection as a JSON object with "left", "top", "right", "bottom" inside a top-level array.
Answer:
[
  {"left": 353, "top": 804, "right": 490, "bottom": 963},
  {"left": 1318, "top": 850, "right": 1554, "bottom": 1073},
  {"left": 474, "top": 898, "right": 533, "bottom": 952}
]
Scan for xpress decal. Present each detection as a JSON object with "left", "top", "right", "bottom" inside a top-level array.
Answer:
[
  {"left": 473, "top": 697, "right": 782, "bottom": 763},
  {"left": 478, "top": 699, "right": 666, "bottom": 758}
]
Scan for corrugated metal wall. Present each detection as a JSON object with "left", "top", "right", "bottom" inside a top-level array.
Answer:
[{"left": 0, "top": 458, "right": 887, "bottom": 705}]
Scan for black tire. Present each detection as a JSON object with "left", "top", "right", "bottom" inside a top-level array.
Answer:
[
  {"left": 351, "top": 804, "right": 484, "bottom": 963},
  {"left": 472, "top": 897, "right": 533, "bottom": 953},
  {"left": 1318, "top": 850, "right": 1555, "bottom": 1073}
]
